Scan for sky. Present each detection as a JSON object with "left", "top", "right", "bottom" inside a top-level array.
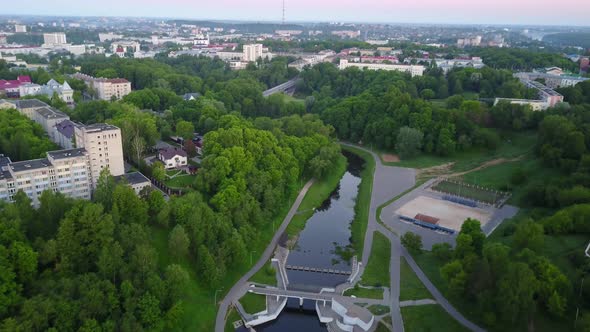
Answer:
[{"left": 8, "top": 0, "right": 590, "bottom": 26}]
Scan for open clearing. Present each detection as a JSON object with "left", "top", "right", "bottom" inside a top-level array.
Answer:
[
  {"left": 395, "top": 195, "right": 491, "bottom": 232},
  {"left": 381, "top": 153, "right": 400, "bottom": 163}
]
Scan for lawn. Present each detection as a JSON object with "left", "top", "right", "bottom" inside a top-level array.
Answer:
[
  {"left": 164, "top": 174, "right": 196, "bottom": 189},
  {"left": 431, "top": 179, "right": 507, "bottom": 205},
  {"left": 368, "top": 304, "right": 390, "bottom": 315},
  {"left": 150, "top": 177, "right": 309, "bottom": 331},
  {"left": 282, "top": 94, "right": 306, "bottom": 104},
  {"left": 375, "top": 322, "right": 391, "bottom": 332},
  {"left": 343, "top": 286, "right": 384, "bottom": 299},
  {"left": 341, "top": 145, "right": 376, "bottom": 256},
  {"left": 224, "top": 308, "right": 242, "bottom": 332},
  {"left": 286, "top": 154, "right": 347, "bottom": 239},
  {"left": 401, "top": 304, "right": 470, "bottom": 332},
  {"left": 399, "top": 257, "right": 432, "bottom": 301},
  {"left": 249, "top": 261, "right": 277, "bottom": 286},
  {"left": 361, "top": 232, "right": 391, "bottom": 287},
  {"left": 239, "top": 292, "right": 267, "bottom": 315},
  {"left": 381, "top": 131, "right": 536, "bottom": 171}
]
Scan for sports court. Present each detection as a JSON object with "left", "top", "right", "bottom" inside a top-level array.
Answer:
[{"left": 395, "top": 195, "right": 492, "bottom": 232}]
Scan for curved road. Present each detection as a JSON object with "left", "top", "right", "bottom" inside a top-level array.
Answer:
[
  {"left": 344, "top": 143, "right": 485, "bottom": 332},
  {"left": 215, "top": 179, "right": 314, "bottom": 332}
]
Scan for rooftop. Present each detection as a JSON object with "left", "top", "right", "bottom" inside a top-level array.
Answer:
[
  {"left": 81, "top": 123, "right": 120, "bottom": 133},
  {"left": 159, "top": 147, "right": 188, "bottom": 159},
  {"left": 47, "top": 148, "right": 87, "bottom": 160},
  {"left": 36, "top": 107, "right": 69, "bottom": 120},
  {"left": 55, "top": 119, "right": 78, "bottom": 139},
  {"left": 16, "top": 99, "right": 49, "bottom": 109},
  {"left": 115, "top": 172, "right": 151, "bottom": 185},
  {"left": 10, "top": 158, "right": 51, "bottom": 173}
]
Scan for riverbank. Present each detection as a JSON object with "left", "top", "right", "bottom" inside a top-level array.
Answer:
[
  {"left": 285, "top": 154, "right": 347, "bottom": 240},
  {"left": 341, "top": 145, "right": 376, "bottom": 257}
]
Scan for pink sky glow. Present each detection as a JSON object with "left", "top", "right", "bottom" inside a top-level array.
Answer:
[{"left": 12, "top": 0, "right": 590, "bottom": 26}]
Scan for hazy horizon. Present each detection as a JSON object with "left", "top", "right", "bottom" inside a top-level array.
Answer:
[{"left": 7, "top": 0, "right": 590, "bottom": 27}]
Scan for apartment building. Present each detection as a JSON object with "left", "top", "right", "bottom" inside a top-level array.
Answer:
[
  {"left": 14, "top": 24, "right": 27, "bottom": 33},
  {"left": 0, "top": 149, "right": 91, "bottom": 207},
  {"left": 74, "top": 123, "right": 125, "bottom": 188},
  {"left": 514, "top": 71, "right": 589, "bottom": 89},
  {"left": 32, "top": 107, "right": 70, "bottom": 142},
  {"left": 339, "top": 59, "right": 425, "bottom": 77},
  {"left": 72, "top": 73, "right": 132, "bottom": 100},
  {"left": 243, "top": 44, "right": 263, "bottom": 62},
  {"left": 43, "top": 32, "right": 67, "bottom": 46}
]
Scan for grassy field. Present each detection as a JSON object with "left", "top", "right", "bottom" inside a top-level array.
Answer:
[
  {"left": 282, "top": 94, "right": 306, "bottom": 104},
  {"left": 343, "top": 286, "right": 384, "bottom": 299},
  {"left": 401, "top": 304, "right": 470, "bottom": 332},
  {"left": 400, "top": 257, "right": 432, "bottom": 301},
  {"left": 432, "top": 179, "right": 507, "bottom": 205},
  {"left": 381, "top": 131, "right": 536, "bottom": 171},
  {"left": 150, "top": 176, "right": 310, "bottom": 331},
  {"left": 224, "top": 308, "right": 242, "bottom": 332},
  {"left": 249, "top": 261, "right": 277, "bottom": 286},
  {"left": 341, "top": 145, "right": 376, "bottom": 256},
  {"left": 361, "top": 232, "right": 391, "bottom": 287},
  {"left": 239, "top": 292, "right": 266, "bottom": 315},
  {"left": 286, "top": 155, "right": 347, "bottom": 239},
  {"left": 459, "top": 157, "right": 563, "bottom": 206}
]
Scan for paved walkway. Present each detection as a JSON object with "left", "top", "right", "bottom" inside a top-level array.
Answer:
[
  {"left": 215, "top": 179, "right": 314, "bottom": 332},
  {"left": 399, "top": 299, "right": 437, "bottom": 307}
]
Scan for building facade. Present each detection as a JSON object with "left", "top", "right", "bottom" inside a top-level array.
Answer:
[
  {"left": 339, "top": 59, "right": 425, "bottom": 77},
  {"left": 74, "top": 124, "right": 125, "bottom": 188},
  {"left": 0, "top": 149, "right": 92, "bottom": 207},
  {"left": 43, "top": 33, "right": 67, "bottom": 46},
  {"left": 243, "top": 44, "right": 263, "bottom": 62},
  {"left": 19, "top": 79, "right": 74, "bottom": 103},
  {"left": 73, "top": 73, "right": 132, "bottom": 100}
]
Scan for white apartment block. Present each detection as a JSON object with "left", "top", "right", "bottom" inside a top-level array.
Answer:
[
  {"left": 339, "top": 59, "right": 425, "bottom": 77},
  {"left": 0, "top": 149, "right": 91, "bottom": 207},
  {"left": 243, "top": 44, "right": 263, "bottom": 62},
  {"left": 14, "top": 24, "right": 27, "bottom": 33},
  {"left": 43, "top": 33, "right": 67, "bottom": 46},
  {"left": 74, "top": 123, "right": 125, "bottom": 188}
]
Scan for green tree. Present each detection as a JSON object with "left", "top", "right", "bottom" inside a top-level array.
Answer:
[
  {"left": 513, "top": 219, "right": 544, "bottom": 252},
  {"left": 401, "top": 232, "right": 423, "bottom": 254},
  {"left": 176, "top": 120, "right": 194, "bottom": 140},
  {"left": 168, "top": 225, "right": 190, "bottom": 261},
  {"left": 396, "top": 127, "right": 423, "bottom": 159}
]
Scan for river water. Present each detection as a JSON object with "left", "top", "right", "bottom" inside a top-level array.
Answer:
[{"left": 249, "top": 151, "right": 364, "bottom": 332}]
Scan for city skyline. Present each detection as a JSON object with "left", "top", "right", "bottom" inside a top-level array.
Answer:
[{"left": 7, "top": 0, "right": 590, "bottom": 27}]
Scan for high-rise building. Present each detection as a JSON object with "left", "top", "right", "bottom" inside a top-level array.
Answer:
[
  {"left": 243, "top": 44, "right": 263, "bottom": 62},
  {"left": 43, "top": 32, "right": 67, "bottom": 46},
  {"left": 74, "top": 124, "right": 125, "bottom": 188},
  {"left": 14, "top": 24, "right": 27, "bottom": 33},
  {"left": 581, "top": 57, "right": 590, "bottom": 73}
]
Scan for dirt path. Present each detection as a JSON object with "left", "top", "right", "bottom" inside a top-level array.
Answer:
[{"left": 417, "top": 155, "right": 526, "bottom": 179}]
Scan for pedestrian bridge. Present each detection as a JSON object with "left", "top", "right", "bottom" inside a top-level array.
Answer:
[
  {"left": 286, "top": 265, "right": 352, "bottom": 275},
  {"left": 262, "top": 78, "right": 300, "bottom": 97}
]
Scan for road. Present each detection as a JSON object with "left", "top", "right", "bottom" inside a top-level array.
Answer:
[
  {"left": 345, "top": 143, "right": 485, "bottom": 332},
  {"left": 214, "top": 179, "right": 314, "bottom": 332}
]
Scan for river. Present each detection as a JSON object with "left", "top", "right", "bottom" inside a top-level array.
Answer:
[{"left": 249, "top": 151, "right": 364, "bottom": 332}]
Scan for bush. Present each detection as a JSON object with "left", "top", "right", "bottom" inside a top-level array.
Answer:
[
  {"left": 510, "top": 168, "right": 528, "bottom": 186},
  {"left": 401, "top": 232, "right": 423, "bottom": 254}
]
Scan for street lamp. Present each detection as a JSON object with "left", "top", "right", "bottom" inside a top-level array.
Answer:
[{"left": 214, "top": 288, "right": 224, "bottom": 305}]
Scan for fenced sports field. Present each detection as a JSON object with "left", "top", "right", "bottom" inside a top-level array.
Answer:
[{"left": 431, "top": 179, "right": 509, "bottom": 206}]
